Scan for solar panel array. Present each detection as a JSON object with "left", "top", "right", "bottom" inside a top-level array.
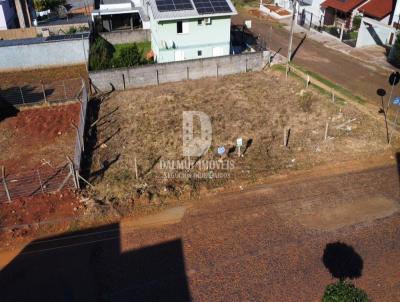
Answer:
[
  {"left": 155, "top": 0, "right": 194, "bottom": 12},
  {"left": 192, "top": 0, "right": 232, "bottom": 14}
]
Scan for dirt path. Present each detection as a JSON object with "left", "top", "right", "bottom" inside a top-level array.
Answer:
[
  {"left": 233, "top": 11, "right": 398, "bottom": 106},
  {"left": 0, "top": 157, "right": 399, "bottom": 301}
]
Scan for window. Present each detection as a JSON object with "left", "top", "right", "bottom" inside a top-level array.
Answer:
[
  {"left": 198, "top": 19, "right": 202, "bottom": 25},
  {"left": 198, "top": 50, "right": 202, "bottom": 56},
  {"left": 177, "top": 21, "right": 189, "bottom": 34}
]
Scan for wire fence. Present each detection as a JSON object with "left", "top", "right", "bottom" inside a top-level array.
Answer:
[
  {"left": 0, "top": 77, "right": 84, "bottom": 106},
  {"left": 0, "top": 80, "right": 89, "bottom": 203}
]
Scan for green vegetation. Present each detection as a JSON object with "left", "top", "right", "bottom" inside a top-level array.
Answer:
[
  {"left": 291, "top": 64, "right": 365, "bottom": 104},
  {"left": 89, "top": 38, "right": 152, "bottom": 71},
  {"left": 33, "top": 0, "right": 66, "bottom": 11},
  {"left": 352, "top": 15, "right": 362, "bottom": 31},
  {"left": 66, "top": 26, "right": 90, "bottom": 34},
  {"left": 323, "top": 281, "right": 370, "bottom": 302}
]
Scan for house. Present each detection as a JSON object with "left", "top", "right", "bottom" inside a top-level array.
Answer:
[
  {"left": 147, "top": 0, "right": 237, "bottom": 63},
  {"left": 91, "top": 0, "right": 150, "bottom": 32},
  {"left": 0, "top": 0, "right": 18, "bottom": 29},
  {"left": 356, "top": 0, "right": 398, "bottom": 47},
  {"left": 321, "top": 0, "right": 368, "bottom": 29}
]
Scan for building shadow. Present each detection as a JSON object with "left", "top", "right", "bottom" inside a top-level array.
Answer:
[
  {"left": 0, "top": 86, "right": 55, "bottom": 106},
  {"left": 0, "top": 99, "right": 19, "bottom": 122},
  {"left": 0, "top": 224, "right": 192, "bottom": 302},
  {"left": 322, "top": 242, "right": 363, "bottom": 281}
]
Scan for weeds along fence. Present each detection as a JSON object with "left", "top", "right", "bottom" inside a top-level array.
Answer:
[
  {"left": 0, "top": 80, "right": 89, "bottom": 203},
  {"left": 0, "top": 77, "right": 84, "bottom": 106}
]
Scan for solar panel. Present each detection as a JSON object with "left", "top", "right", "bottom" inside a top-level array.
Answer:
[
  {"left": 155, "top": 0, "right": 193, "bottom": 12},
  {"left": 192, "top": 0, "right": 232, "bottom": 14}
]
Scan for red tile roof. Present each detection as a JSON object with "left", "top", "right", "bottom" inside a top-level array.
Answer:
[
  {"left": 358, "top": 0, "right": 394, "bottom": 19},
  {"left": 321, "top": 0, "right": 368, "bottom": 13}
]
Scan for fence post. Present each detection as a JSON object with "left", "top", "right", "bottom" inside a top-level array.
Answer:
[
  {"left": 36, "top": 169, "right": 45, "bottom": 194},
  {"left": 245, "top": 54, "right": 248, "bottom": 72},
  {"left": 216, "top": 64, "right": 219, "bottom": 78},
  {"left": 72, "top": 123, "right": 84, "bottom": 152},
  {"left": 19, "top": 87, "right": 25, "bottom": 104},
  {"left": 1, "top": 166, "right": 11, "bottom": 203},
  {"left": 63, "top": 81, "right": 68, "bottom": 99},
  {"left": 122, "top": 74, "right": 126, "bottom": 91},
  {"left": 156, "top": 69, "right": 159, "bottom": 85},
  {"left": 41, "top": 83, "right": 48, "bottom": 103},
  {"left": 186, "top": 66, "right": 189, "bottom": 80}
]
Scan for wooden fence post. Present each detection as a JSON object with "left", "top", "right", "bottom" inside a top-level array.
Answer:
[
  {"left": 324, "top": 121, "right": 329, "bottom": 140},
  {"left": 36, "top": 169, "right": 45, "bottom": 194},
  {"left": 19, "top": 87, "right": 25, "bottom": 104},
  {"left": 41, "top": 83, "right": 48, "bottom": 103},
  {"left": 63, "top": 81, "right": 68, "bottom": 99},
  {"left": 1, "top": 166, "right": 11, "bottom": 202}
]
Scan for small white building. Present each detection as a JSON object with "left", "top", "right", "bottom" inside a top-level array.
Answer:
[
  {"left": 91, "top": 0, "right": 150, "bottom": 31},
  {"left": 356, "top": 0, "right": 398, "bottom": 47}
]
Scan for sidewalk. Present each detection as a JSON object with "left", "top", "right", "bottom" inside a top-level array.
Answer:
[{"left": 281, "top": 18, "right": 396, "bottom": 72}]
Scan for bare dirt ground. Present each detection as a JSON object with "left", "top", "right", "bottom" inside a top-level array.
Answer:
[
  {"left": 0, "top": 190, "right": 83, "bottom": 247},
  {"left": 0, "top": 65, "right": 87, "bottom": 87},
  {"left": 0, "top": 103, "right": 80, "bottom": 174},
  {"left": 0, "top": 159, "right": 398, "bottom": 301},
  {"left": 90, "top": 69, "right": 397, "bottom": 204}
]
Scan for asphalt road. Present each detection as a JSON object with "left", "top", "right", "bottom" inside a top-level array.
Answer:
[
  {"left": 233, "top": 12, "right": 398, "bottom": 106},
  {"left": 1, "top": 160, "right": 399, "bottom": 301}
]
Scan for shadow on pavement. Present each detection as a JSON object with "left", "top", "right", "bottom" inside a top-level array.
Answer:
[
  {"left": 0, "top": 223, "right": 192, "bottom": 302},
  {"left": 322, "top": 242, "right": 363, "bottom": 281}
]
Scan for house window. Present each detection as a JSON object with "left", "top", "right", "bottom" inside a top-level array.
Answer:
[
  {"left": 198, "top": 50, "right": 202, "bottom": 56},
  {"left": 177, "top": 21, "right": 189, "bottom": 34},
  {"left": 198, "top": 19, "right": 202, "bottom": 25}
]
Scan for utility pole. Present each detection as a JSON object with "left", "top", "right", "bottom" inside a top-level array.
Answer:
[{"left": 286, "top": 0, "right": 297, "bottom": 77}]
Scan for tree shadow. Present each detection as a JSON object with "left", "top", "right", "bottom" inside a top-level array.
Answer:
[
  {"left": 90, "top": 153, "right": 121, "bottom": 182},
  {"left": 0, "top": 224, "right": 192, "bottom": 302},
  {"left": 322, "top": 242, "right": 363, "bottom": 281}
]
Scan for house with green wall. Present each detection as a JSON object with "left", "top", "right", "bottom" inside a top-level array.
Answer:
[{"left": 147, "top": 0, "right": 237, "bottom": 63}]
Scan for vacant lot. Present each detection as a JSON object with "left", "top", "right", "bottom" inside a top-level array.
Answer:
[
  {"left": 0, "top": 103, "right": 80, "bottom": 174},
  {"left": 0, "top": 65, "right": 87, "bottom": 87},
  {"left": 91, "top": 69, "right": 396, "bottom": 202}
]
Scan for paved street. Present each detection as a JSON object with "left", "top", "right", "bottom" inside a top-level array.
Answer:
[
  {"left": 1, "top": 159, "right": 399, "bottom": 301},
  {"left": 233, "top": 11, "right": 399, "bottom": 106}
]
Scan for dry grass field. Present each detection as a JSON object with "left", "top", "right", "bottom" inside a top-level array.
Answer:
[{"left": 90, "top": 69, "right": 395, "bottom": 203}]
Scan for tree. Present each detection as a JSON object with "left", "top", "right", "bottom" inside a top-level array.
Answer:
[
  {"left": 323, "top": 281, "right": 371, "bottom": 302},
  {"left": 33, "top": 0, "right": 67, "bottom": 11},
  {"left": 352, "top": 15, "right": 362, "bottom": 31},
  {"left": 89, "top": 37, "right": 115, "bottom": 71}
]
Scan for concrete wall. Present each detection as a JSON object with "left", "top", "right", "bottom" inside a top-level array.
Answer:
[
  {"left": 0, "top": 38, "right": 89, "bottom": 71},
  {"left": 356, "top": 17, "right": 396, "bottom": 47},
  {"left": 0, "top": 27, "right": 36, "bottom": 40},
  {"left": 36, "top": 23, "right": 89, "bottom": 36},
  {"left": 99, "top": 29, "right": 150, "bottom": 44},
  {"left": 90, "top": 51, "right": 268, "bottom": 91}
]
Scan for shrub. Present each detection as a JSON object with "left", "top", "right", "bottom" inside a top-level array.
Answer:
[
  {"left": 66, "top": 26, "right": 77, "bottom": 34},
  {"left": 89, "top": 37, "right": 115, "bottom": 71},
  {"left": 298, "top": 90, "right": 314, "bottom": 113},
  {"left": 112, "top": 44, "right": 144, "bottom": 68},
  {"left": 323, "top": 281, "right": 371, "bottom": 302}
]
